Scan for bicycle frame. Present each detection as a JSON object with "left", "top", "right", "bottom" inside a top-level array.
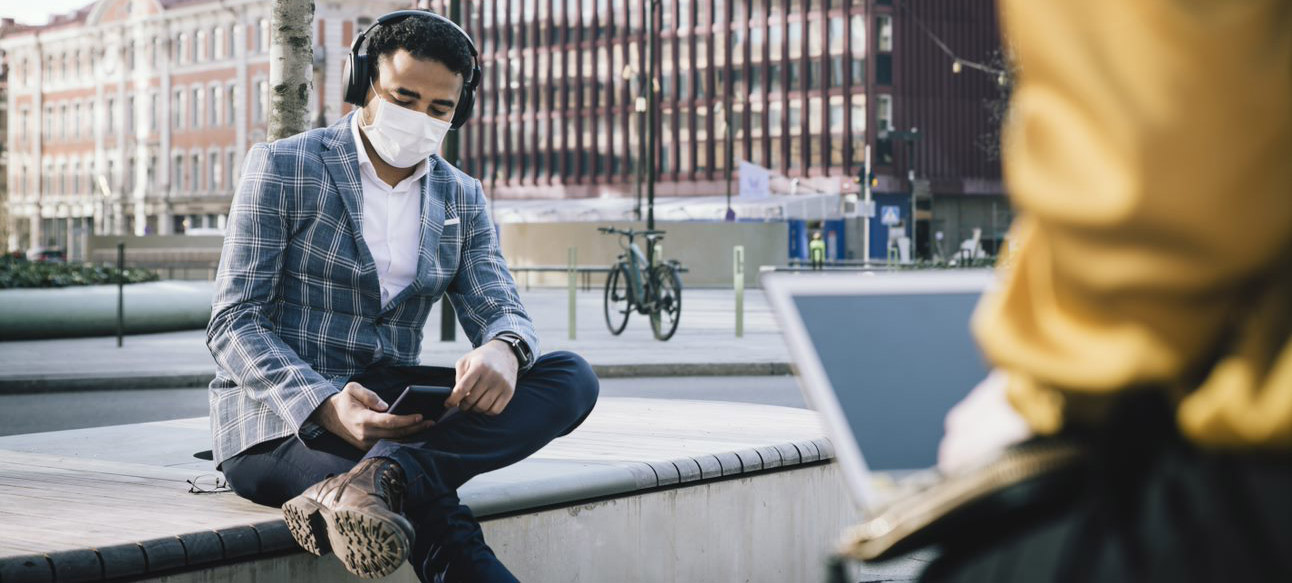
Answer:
[{"left": 621, "top": 236, "right": 650, "bottom": 308}]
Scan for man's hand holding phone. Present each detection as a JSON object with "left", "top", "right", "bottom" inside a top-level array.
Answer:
[{"left": 312, "top": 382, "right": 436, "bottom": 451}]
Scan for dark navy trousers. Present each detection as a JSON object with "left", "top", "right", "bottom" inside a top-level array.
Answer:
[{"left": 220, "top": 351, "right": 600, "bottom": 582}]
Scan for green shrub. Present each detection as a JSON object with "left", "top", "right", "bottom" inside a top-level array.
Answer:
[{"left": 0, "top": 262, "right": 161, "bottom": 289}]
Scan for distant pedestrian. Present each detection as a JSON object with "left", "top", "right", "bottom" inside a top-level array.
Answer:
[{"left": 809, "top": 231, "right": 826, "bottom": 271}]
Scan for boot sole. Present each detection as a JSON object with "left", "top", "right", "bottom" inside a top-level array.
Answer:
[
  {"left": 324, "top": 508, "right": 413, "bottom": 579},
  {"left": 282, "top": 496, "right": 331, "bottom": 557}
]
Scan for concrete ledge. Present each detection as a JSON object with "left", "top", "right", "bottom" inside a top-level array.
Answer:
[
  {"left": 0, "top": 282, "right": 212, "bottom": 340},
  {"left": 0, "top": 363, "right": 794, "bottom": 394},
  {"left": 139, "top": 464, "right": 853, "bottom": 583},
  {"left": 0, "top": 399, "right": 849, "bottom": 582}
]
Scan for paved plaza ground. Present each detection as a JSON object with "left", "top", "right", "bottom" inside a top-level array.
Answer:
[{"left": 0, "top": 286, "right": 791, "bottom": 391}]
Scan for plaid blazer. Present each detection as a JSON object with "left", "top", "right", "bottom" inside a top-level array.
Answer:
[{"left": 206, "top": 113, "right": 538, "bottom": 466}]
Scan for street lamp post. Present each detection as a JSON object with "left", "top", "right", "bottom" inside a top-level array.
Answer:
[
  {"left": 624, "top": 62, "right": 645, "bottom": 221},
  {"left": 716, "top": 101, "right": 735, "bottom": 222},
  {"left": 646, "top": 0, "right": 660, "bottom": 235},
  {"left": 438, "top": 0, "right": 462, "bottom": 343}
]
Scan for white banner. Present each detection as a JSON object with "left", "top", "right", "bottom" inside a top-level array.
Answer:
[{"left": 738, "top": 161, "right": 771, "bottom": 201}]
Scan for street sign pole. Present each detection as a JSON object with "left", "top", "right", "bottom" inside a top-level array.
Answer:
[{"left": 863, "top": 144, "right": 872, "bottom": 262}]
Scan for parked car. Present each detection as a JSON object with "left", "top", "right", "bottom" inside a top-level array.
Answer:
[{"left": 27, "top": 247, "right": 67, "bottom": 263}]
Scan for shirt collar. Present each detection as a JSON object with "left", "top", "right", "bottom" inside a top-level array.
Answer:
[{"left": 349, "top": 111, "right": 431, "bottom": 189}]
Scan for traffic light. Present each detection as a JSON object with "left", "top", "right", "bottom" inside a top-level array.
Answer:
[{"left": 858, "top": 165, "right": 878, "bottom": 189}]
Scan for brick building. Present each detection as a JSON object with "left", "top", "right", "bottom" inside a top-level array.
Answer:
[{"left": 1, "top": 0, "right": 403, "bottom": 254}]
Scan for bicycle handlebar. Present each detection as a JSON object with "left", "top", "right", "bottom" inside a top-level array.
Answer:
[{"left": 597, "top": 227, "right": 666, "bottom": 238}]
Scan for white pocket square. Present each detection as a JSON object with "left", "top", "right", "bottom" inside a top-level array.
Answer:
[{"left": 444, "top": 217, "right": 461, "bottom": 226}]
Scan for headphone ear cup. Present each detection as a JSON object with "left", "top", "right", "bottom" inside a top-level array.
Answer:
[
  {"left": 451, "top": 90, "right": 475, "bottom": 130},
  {"left": 450, "top": 66, "right": 481, "bottom": 129},
  {"left": 343, "top": 53, "right": 368, "bottom": 107}
]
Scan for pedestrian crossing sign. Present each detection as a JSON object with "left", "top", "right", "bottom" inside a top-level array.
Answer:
[{"left": 881, "top": 206, "right": 901, "bottom": 226}]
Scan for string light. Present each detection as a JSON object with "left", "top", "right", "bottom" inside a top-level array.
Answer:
[{"left": 895, "top": 0, "right": 1008, "bottom": 80}]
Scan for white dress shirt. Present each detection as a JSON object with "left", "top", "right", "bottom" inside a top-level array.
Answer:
[{"left": 350, "top": 114, "right": 429, "bottom": 308}]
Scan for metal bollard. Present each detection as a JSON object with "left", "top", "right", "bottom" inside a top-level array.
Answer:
[
  {"left": 734, "top": 246, "right": 745, "bottom": 338},
  {"left": 568, "top": 247, "right": 577, "bottom": 340},
  {"left": 117, "top": 242, "right": 125, "bottom": 348}
]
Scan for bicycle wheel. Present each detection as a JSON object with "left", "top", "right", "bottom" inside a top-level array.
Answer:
[
  {"left": 604, "top": 263, "right": 632, "bottom": 335},
  {"left": 649, "top": 264, "right": 683, "bottom": 341}
]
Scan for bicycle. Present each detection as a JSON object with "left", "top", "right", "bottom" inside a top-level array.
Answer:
[{"left": 598, "top": 227, "right": 683, "bottom": 341}]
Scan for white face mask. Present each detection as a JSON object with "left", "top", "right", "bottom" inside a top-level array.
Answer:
[{"left": 360, "top": 85, "right": 453, "bottom": 168}]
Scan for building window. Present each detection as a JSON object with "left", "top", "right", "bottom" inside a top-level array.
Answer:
[
  {"left": 210, "top": 86, "right": 220, "bottom": 126},
  {"left": 106, "top": 97, "right": 116, "bottom": 135},
  {"left": 227, "top": 24, "right": 237, "bottom": 58},
  {"left": 209, "top": 152, "right": 220, "bottom": 190},
  {"left": 192, "top": 87, "right": 202, "bottom": 128},
  {"left": 877, "top": 53, "right": 892, "bottom": 85},
  {"left": 192, "top": 154, "right": 202, "bottom": 191},
  {"left": 226, "top": 84, "right": 237, "bottom": 126},
  {"left": 174, "top": 90, "right": 185, "bottom": 129},
  {"left": 126, "top": 156, "right": 136, "bottom": 193},
  {"left": 877, "top": 94, "right": 892, "bottom": 131},
  {"left": 125, "top": 96, "right": 135, "bottom": 137},
  {"left": 174, "top": 154, "right": 184, "bottom": 192},
  {"left": 850, "top": 14, "right": 866, "bottom": 56},
  {"left": 149, "top": 92, "right": 159, "bottom": 131},
  {"left": 877, "top": 16, "right": 893, "bottom": 53},
  {"left": 829, "top": 17, "right": 845, "bottom": 55},
  {"left": 226, "top": 150, "right": 236, "bottom": 188},
  {"left": 253, "top": 80, "right": 268, "bottom": 123},
  {"left": 256, "top": 19, "right": 268, "bottom": 54}
]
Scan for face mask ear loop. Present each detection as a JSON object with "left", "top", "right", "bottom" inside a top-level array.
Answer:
[{"left": 363, "top": 79, "right": 383, "bottom": 127}]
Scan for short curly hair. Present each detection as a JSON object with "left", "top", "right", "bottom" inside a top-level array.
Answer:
[{"left": 366, "top": 11, "right": 474, "bottom": 83}]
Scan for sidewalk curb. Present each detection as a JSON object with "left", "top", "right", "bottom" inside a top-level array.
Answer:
[{"left": 0, "top": 362, "right": 793, "bottom": 394}]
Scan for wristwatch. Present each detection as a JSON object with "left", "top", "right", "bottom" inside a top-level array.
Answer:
[{"left": 493, "top": 332, "right": 534, "bottom": 371}]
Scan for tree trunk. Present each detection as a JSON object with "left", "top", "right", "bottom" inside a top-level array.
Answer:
[{"left": 268, "top": 0, "right": 315, "bottom": 142}]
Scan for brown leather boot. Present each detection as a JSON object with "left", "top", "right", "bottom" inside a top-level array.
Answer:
[{"left": 282, "top": 457, "right": 414, "bottom": 579}]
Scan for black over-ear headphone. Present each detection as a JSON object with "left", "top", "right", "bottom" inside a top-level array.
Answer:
[{"left": 343, "top": 10, "right": 481, "bottom": 130}]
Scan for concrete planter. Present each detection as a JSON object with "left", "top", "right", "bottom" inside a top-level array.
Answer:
[{"left": 0, "top": 281, "right": 214, "bottom": 340}]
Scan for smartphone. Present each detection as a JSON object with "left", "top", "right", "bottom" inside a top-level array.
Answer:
[{"left": 387, "top": 385, "right": 454, "bottom": 420}]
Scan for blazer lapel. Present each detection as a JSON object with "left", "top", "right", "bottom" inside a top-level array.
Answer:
[{"left": 320, "top": 115, "right": 381, "bottom": 304}]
